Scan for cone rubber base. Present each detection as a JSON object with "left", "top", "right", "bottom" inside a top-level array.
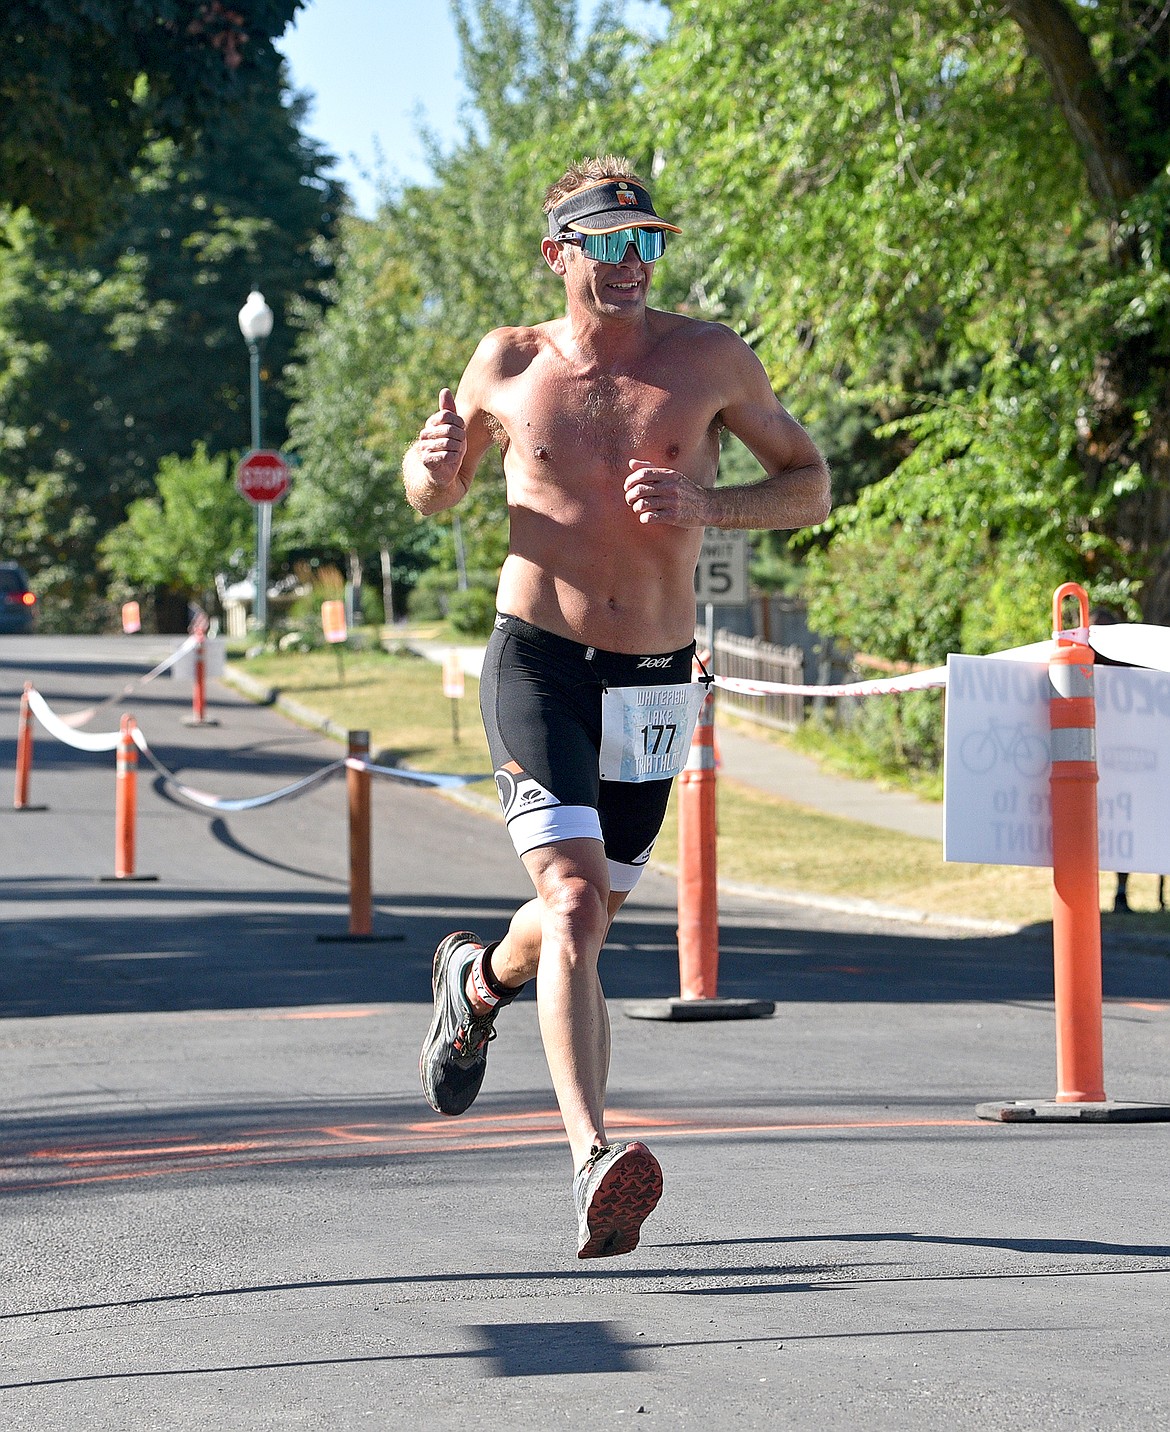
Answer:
[
  {"left": 623, "top": 997, "right": 775, "bottom": 1022},
  {"left": 976, "top": 1098, "right": 1170, "bottom": 1123}
]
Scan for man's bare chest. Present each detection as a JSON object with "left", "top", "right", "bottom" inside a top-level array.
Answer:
[{"left": 491, "top": 368, "right": 721, "bottom": 478}]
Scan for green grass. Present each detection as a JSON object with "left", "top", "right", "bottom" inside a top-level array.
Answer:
[
  {"left": 224, "top": 643, "right": 1170, "bottom": 931},
  {"left": 786, "top": 712, "right": 946, "bottom": 802},
  {"left": 229, "top": 644, "right": 495, "bottom": 784}
]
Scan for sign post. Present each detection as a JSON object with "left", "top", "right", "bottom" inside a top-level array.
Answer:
[
  {"left": 235, "top": 450, "right": 291, "bottom": 633},
  {"left": 443, "top": 649, "right": 465, "bottom": 744}
]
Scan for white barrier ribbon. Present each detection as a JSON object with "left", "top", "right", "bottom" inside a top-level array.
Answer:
[
  {"left": 27, "top": 689, "right": 123, "bottom": 752},
  {"left": 59, "top": 635, "right": 199, "bottom": 727},
  {"left": 1085, "top": 623, "right": 1170, "bottom": 671},
  {"left": 23, "top": 687, "right": 481, "bottom": 808},
  {"left": 715, "top": 665, "right": 948, "bottom": 699},
  {"left": 713, "top": 626, "right": 1170, "bottom": 700},
  {"left": 127, "top": 728, "right": 346, "bottom": 810},
  {"left": 353, "top": 757, "right": 490, "bottom": 790}
]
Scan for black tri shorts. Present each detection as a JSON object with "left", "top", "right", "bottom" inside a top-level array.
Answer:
[{"left": 479, "top": 613, "right": 696, "bottom": 891}]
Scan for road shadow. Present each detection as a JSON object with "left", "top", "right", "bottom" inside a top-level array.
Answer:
[{"left": 1, "top": 884, "right": 1169, "bottom": 1017}]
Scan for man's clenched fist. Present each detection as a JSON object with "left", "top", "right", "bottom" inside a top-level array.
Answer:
[{"left": 414, "top": 388, "right": 467, "bottom": 484}]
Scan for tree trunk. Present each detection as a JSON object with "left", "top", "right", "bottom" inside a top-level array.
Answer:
[
  {"left": 347, "top": 550, "right": 363, "bottom": 625},
  {"left": 1119, "top": 401, "right": 1170, "bottom": 625},
  {"left": 1005, "top": 0, "right": 1145, "bottom": 211},
  {"left": 380, "top": 543, "right": 395, "bottom": 624},
  {"left": 1008, "top": 1, "right": 1170, "bottom": 620}
]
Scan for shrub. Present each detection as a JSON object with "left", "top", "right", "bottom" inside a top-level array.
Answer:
[{"left": 447, "top": 585, "right": 497, "bottom": 635}]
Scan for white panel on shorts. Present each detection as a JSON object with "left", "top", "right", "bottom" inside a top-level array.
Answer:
[
  {"left": 607, "top": 856, "right": 652, "bottom": 893},
  {"left": 506, "top": 803, "right": 603, "bottom": 858}
]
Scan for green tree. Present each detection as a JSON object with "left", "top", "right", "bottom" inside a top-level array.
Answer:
[
  {"left": 0, "top": 1, "right": 304, "bottom": 242},
  {"left": 287, "top": 0, "right": 646, "bottom": 596},
  {"left": 0, "top": 471, "right": 98, "bottom": 631},
  {"left": 283, "top": 217, "right": 436, "bottom": 619},
  {"left": 0, "top": 64, "right": 341, "bottom": 621},
  {"left": 644, "top": 0, "right": 1170, "bottom": 629},
  {"left": 99, "top": 444, "right": 253, "bottom": 619}
]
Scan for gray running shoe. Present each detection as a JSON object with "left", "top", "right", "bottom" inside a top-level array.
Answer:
[
  {"left": 574, "top": 1140, "right": 663, "bottom": 1259},
  {"left": 419, "top": 932, "right": 500, "bottom": 1116}
]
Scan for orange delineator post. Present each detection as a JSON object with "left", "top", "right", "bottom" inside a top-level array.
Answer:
[
  {"left": 114, "top": 714, "right": 139, "bottom": 880},
  {"left": 1048, "top": 583, "right": 1106, "bottom": 1103},
  {"left": 347, "top": 729, "right": 373, "bottom": 937},
  {"left": 677, "top": 680, "right": 719, "bottom": 999},
  {"left": 14, "top": 682, "right": 34, "bottom": 809}
]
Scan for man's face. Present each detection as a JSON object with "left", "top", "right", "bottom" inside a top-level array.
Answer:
[{"left": 553, "top": 235, "right": 657, "bottom": 317}]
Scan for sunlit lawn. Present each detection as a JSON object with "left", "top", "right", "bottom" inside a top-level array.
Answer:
[{"left": 226, "top": 644, "right": 1169, "bottom": 932}]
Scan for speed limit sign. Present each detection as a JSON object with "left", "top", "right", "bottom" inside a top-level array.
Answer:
[{"left": 694, "top": 529, "right": 749, "bottom": 604}]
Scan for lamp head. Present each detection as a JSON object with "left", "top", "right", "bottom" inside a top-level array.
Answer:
[{"left": 238, "top": 289, "right": 274, "bottom": 342}]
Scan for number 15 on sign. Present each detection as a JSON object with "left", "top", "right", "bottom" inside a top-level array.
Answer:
[{"left": 694, "top": 530, "right": 749, "bottom": 605}]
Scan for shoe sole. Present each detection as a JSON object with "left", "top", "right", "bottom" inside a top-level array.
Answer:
[
  {"left": 419, "top": 932, "right": 477, "bottom": 1115},
  {"left": 577, "top": 1143, "right": 663, "bottom": 1259}
]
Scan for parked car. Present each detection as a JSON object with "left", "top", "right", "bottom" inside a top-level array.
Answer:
[{"left": 0, "top": 562, "right": 37, "bottom": 633}]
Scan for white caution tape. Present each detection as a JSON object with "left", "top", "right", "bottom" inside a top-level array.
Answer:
[
  {"left": 1085, "top": 623, "right": 1170, "bottom": 672},
  {"left": 24, "top": 687, "right": 480, "bottom": 808},
  {"left": 714, "top": 665, "right": 948, "bottom": 699},
  {"left": 57, "top": 635, "right": 199, "bottom": 728},
  {"left": 713, "top": 626, "right": 1170, "bottom": 700},
  {"left": 130, "top": 726, "right": 347, "bottom": 811},
  {"left": 351, "top": 757, "right": 491, "bottom": 790},
  {"left": 27, "top": 689, "right": 124, "bottom": 752}
]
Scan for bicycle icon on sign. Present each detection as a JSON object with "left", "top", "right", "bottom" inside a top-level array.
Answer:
[{"left": 960, "top": 721, "right": 1050, "bottom": 777}]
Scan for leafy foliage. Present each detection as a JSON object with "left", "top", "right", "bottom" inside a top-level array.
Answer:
[
  {"left": 640, "top": 0, "right": 1170, "bottom": 647},
  {"left": 99, "top": 443, "right": 253, "bottom": 611},
  {"left": 0, "top": 64, "right": 340, "bottom": 619},
  {"left": 0, "top": 1, "right": 304, "bottom": 242},
  {"left": 286, "top": 0, "right": 650, "bottom": 587}
]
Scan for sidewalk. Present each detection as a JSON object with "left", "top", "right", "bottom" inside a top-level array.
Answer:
[{"left": 406, "top": 638, "right": 942, "bottom": 842}]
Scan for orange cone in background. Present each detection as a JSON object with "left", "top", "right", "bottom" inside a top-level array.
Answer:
[
  {"left": 975, "top": 581, "right": 1170, "bottom": 1120},
  {"left": 347, "top": 730, "right": 373, "bottom": 937},
  {"left": 101, "top": 714, "right": 158, "bottom": 883},
  {"left": 625, "top": 657, "right": 773, "bottom": 1022},
  {"left": 192, "top": 633, "right": 207, "bottom": 723},
  {"left": 1048, "top": 583, "right": 1106, "bottom": 1103},
  {"left": 677, "top": 680, "right": 719, "bottom": 1000},
  {"left": 113, "top": 715, "right": 139, "bottom": 879}
]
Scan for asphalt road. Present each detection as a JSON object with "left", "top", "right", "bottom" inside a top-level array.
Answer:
[{"left": 2, "top": 636, "right": 1169, "bottom": 1430}]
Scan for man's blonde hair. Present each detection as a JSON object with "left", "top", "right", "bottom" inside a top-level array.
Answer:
[{"left": 543, "top": 155, "right": 647, "bottom": 213}]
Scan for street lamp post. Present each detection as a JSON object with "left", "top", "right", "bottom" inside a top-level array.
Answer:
[{"left": 237, "top": 289, "right": 275, "bottom": 631}]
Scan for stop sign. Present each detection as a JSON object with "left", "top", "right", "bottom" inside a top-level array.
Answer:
[{"left": 235, "top": 449, "right": 291, "bottom": 504}]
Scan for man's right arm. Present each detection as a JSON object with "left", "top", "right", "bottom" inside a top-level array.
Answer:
[{"left": 402, "top": 337, "right": 502, "bottom": 515}]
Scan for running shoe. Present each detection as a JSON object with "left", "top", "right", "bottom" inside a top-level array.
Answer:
[
  {"left": 419, "top": 932, "right": 500, "bottom": 1116},
  {"left": 574, "top": 1141, "right": 663, "bottom": 1259}
]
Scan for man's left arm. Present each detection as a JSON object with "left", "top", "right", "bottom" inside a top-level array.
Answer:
[{"left": 624, "top": 330, "right": 831, "bottom": 531}]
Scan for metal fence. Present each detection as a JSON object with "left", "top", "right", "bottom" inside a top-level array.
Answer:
[{"left": 705, "top": 628, "right": 805, "bottom": 731}]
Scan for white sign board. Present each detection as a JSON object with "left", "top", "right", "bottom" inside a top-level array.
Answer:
[
  {"left": 169, "top": 638, "right": 227, "bottom": 683},
  {"left": 944, "top": 653, "right": 1170, "bottom": 872},
  {"left": 694, "top": 529, "right": 749, "bottom": 605}
]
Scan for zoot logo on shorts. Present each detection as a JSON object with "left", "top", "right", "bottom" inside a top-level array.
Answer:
[{"left": 637, "top": 656, "right": 673, "bottom": 669}]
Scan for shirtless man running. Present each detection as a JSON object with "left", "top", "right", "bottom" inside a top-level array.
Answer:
[{"left": 402, "top": 155, "right": 830, "bottom": 1258}]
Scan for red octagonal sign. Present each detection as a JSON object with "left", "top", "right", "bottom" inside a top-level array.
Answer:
[{"left": 235, "top": 449, "right": 291, "bottom": 504}]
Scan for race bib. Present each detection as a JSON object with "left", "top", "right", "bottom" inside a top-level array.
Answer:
[{"left": 598, "top": 681, "right": 708, "bottom": 783}]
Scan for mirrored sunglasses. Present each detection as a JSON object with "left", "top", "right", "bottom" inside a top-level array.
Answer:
[{"left": 558, "top": 227, "right": 667, "bottom": 263}]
